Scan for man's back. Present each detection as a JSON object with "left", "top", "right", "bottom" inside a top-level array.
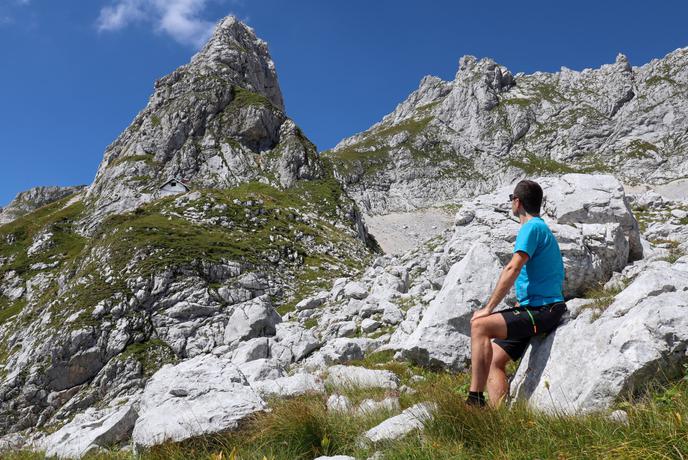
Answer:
[{"left": 513, "top": 216, "right": 564, "bottom": 307}]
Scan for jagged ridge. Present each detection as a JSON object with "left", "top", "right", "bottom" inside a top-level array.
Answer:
[{"left": 325, "top": 48, "right": 688, "bottom": 215}]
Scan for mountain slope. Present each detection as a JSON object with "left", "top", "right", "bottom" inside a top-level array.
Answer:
[
  {"left": 0, "top": 186, "right": 86, "bottom": 225},
  {"left": 0, "top": 16, "right": 377, "bottom": 440}
]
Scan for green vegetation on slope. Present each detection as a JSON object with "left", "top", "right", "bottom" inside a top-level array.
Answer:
[
  {"left": 0, "top": 177, "right": 370, "bottom": 333},
  {"left": 507, "top": 152, "right": 611, "bottom": 175},
  {"left": 324, "top": 116, "right": 474, "bottom": 180}
]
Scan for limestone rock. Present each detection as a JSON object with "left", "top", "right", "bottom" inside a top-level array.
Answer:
[
  {"left": 223, "top": 295, "right": 281, "bottom": 345},
  {"left": 132, "top": 355, "right": 266, "bottom": 447},
  {"left": 344, "top": 281, "right": 369, "bottom": 300},
  {"left": 511, "top": 261, "right": 688, "bottom": 413},
  {"left": 326, "top": 47, "right": 688, "bottom": 216},
  {"left": 357, "top": 397, "right": 401, "bottom": 415},
  {"left": 400, "top": 242, "right": 502, "bottom": 370},
  {"left": 0, "top": 185, "right": 85, "bottom": 225},
  {"left": 326, "top": 365, "right": 400, "bottom": 390},
  {"left": 252, "top": 373, "right": 324, "bottom": 398},
  {"left": 81, "top": 16, "right": 325, "bottom": 231},
  {"left": 327, "top": 394, "right": 352, "bottom": 412},
  {"left": 38, "top": 398, "right": 137, "bottom": 459}
]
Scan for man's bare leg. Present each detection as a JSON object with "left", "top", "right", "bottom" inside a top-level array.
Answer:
[
  {"left": 469, "top": 313, "right": 508, "bottom": 393},
  {"left": 486, "top": 342, "right": 511, "bottom": 407}
]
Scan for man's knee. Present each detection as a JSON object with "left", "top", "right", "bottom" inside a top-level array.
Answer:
[
  {"left": 471, "top": 317, "right": 500, "bottom": 338},
  {"left": 470, "top": 318, "right": 488, "bottom": 337}
]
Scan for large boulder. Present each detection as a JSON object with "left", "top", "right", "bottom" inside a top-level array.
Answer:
[
  {"left": 400, "top": 242, "right": 502, "bottom": 370},
  {"left": 223, "top": 295, "right": 281, "bottom": 345},
  {"left": 132, "top": 354, "right": 266, "bottom": 447},
  {"left": 511, "top": 259, "right": 688, "bottom": 413},
  {"left": 539, "top": 174, "right": 642, "bottom": 261}
]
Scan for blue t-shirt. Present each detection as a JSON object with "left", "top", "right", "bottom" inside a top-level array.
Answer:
[{"left": 513, "top": 217, "right": 565, "bottom": 307}]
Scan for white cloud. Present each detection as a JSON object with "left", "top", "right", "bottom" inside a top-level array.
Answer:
[{"left": 97, "top": 0, "right": 221, "bottom": 48}]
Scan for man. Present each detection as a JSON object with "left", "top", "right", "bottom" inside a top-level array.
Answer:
[{"left": 466, "top": 179, "right": 567, "bottom": 408}]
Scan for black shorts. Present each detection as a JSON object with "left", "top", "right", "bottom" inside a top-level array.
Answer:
[{"left": 493, "top": 301, "right": 567, "bottom": 361}]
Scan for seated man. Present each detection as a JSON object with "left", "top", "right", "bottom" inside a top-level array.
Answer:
[{"left": 466, "top": 179, "right": 567, "bottom": 407}]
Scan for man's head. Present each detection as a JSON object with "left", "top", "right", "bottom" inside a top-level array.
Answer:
[{"left": 510, "top": 180, "right": 543, "bottom": 217}]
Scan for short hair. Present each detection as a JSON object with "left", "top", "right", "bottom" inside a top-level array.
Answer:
[{"left": 513, "top": 180, "right": 543, "bottom": 215}]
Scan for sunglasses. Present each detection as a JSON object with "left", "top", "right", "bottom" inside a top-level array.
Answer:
[{"left": 509, "top": 194, "right": 518, "bottom": 202}]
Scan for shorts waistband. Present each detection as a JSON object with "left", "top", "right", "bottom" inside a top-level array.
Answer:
[{"left": 520, "top": 301, "right": 566, "bottom": 309}]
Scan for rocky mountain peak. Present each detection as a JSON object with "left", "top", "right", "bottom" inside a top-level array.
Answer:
[
  {"left": 82, "top": 16, "right": 321, "bottom": 231},
  {"left": 615, "top": 52, "right": 631, "bottom": 70},
  {"left": 188, "top": 15, "right": 284, "bottom": 110}
]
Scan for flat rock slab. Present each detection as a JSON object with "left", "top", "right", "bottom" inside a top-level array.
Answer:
[
  {"left": 253, "top": 373, "right": 325, "bottom": 398},
  {"left": 132, "top": 354, "right": 266, "bottom": 447},
  {"left": 326, "top": 365, "right": 400, "bottom": 390}
]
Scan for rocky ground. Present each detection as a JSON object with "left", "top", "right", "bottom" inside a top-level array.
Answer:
[
  {"left": 0, "top": 186, "right": 86, "bottom": 225},
  {"left": 361, "top": 207, "right": 456, "bottom": 256}
]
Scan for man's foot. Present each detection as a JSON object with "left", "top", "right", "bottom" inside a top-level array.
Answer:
[{"left": 465, "top": 391, "right": 486, "bottom": 408}]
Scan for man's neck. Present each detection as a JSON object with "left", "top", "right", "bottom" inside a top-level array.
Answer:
[{"left": 519, "top": 213, "right": 539, "bottom": 225}]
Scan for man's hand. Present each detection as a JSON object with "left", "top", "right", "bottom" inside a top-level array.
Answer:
[{"left": 471, "top": 307, "right": 492, "bottom": 323}]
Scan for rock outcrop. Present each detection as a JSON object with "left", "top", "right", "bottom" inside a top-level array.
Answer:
[
  {"left": 0, "top": 186, "right": 85, "bottom": 225},
  {"left": 395, "top": 174, "right": 639, "bottom": 370},
  {"left": 511, "top": 258, "right": 688, "bottom": 413},
  {"left": 132, "top": 354, "right": 266, "bottom": 447}
]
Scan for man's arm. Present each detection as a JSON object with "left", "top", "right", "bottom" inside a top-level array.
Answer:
[{"left": 471, "top": 251, "right": 529, "bottom": 322}]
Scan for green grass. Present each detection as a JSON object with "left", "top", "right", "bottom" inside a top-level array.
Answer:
[
  {"left": 0, "top": 195, "right": 86, "bottom": 280},
  {"left": 507, "top": 152, "right": 611, "bottom": 175},
  {"left": 107, "top": 154, "right": 159, "bottom": 169},
  {"left": 303, "top": 318, "right": 318, "bottom": 329},
  {"left": 501, "top": 97, "right": 532, "bottom": 107},
  {"left": 322, "top": 116, "right": 434, "bottom": 178},
  {"left": 580, "top": 282, "right": 626, "bottom": 320},
  {"left": 651, "top": 239, "right": 685, "bottom": 264},
  {"left": 645, "top": 75, "right": 677, "bottom": 86},
  {"left": 0, "top": 298, "right": 27, "bottom": 325},
  {"left": 625, "top": 139, "right": 659, "bottom": 159},
  {"left": 0, "top": 173, "right": 372, "bottom": 337},
  {"left": 116, "top": 338, "right": 178, "bottom": 378},
  {"left": 531, "top": 81, "right": 564, "bottom": 102},
  {"left": 230, "top": 86, "right": 274, "bottom": 109},
  {"left": 151, "top": 115, "right": 161, "bottom": 127}
]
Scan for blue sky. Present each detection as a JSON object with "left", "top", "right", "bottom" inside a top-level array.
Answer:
[{"left": 0, "top": 0, "right": 687, "bottom": 206}]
